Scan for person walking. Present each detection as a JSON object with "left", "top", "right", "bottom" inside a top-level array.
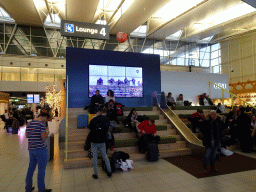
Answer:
[
  {"left": 88, "top": 108, "right": 112, "bottom": 179},
  {"left": 201, "top": 110, "right": 222, "bottom": 174},
  {"left": 25, "top": 113, "right": 52, "bottom": 192}
]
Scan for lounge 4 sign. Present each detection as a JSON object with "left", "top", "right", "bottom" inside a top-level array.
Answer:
[{"left": 60, "top": 20, "right": 109, "bottom": 40}]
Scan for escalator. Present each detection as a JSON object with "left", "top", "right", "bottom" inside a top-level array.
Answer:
[{"left": 153, "top": 91, "right": 203, "bottom": 147}]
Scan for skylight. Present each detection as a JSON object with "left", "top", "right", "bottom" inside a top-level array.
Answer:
[
  {"left": 165, "top": 30, "right": 183, "bottom": 40},
  {"left": 0, "top": 6, "right": 15, "bottom": 23},
  {"left": 200, "top": 35, "right": 214, "bottom": 42},
  {"left": 195, "top": 3, "right": 256, "bottom": 32},
  {"left": 130, "top": 25, "right": 147, "bottom": 37},
  {"left": 153, "top": 0, "right": 204, "bottom": 22},
  {"left": 44, "top": 14, "right": 61, "bottom": 28},
  {"left": 142, "top": 48, "right": 174, "bottom": 57}
]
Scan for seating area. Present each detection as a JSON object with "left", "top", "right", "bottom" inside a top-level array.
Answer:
[{"left": 63, "top": 106, "right": 190, "bottom": 169}]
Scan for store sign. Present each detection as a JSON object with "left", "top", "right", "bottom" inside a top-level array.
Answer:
[
  {"left": 213, "top": 83, "right": 227, "bottom": 89},
  {"left": 60, "top": 20, "right": 109, "bottom": 40}
]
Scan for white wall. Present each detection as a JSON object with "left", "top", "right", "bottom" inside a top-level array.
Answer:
[
  {"left": 0, "top": 81, "right": 61, "bottom": 92},
  {"left": 161, "top": 71, "right": 229, "bottom": 105}
]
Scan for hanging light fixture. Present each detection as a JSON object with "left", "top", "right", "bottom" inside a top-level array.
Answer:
[{"left": 116, "top": 4, "right": 127, "bottom": 43}]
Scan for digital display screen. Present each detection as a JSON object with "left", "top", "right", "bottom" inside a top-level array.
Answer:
[
  {"left": 34, "top": 94, "right": 40, "bottom": 103},
  {"left": 89, "top": 65, "right": 143, "bottom": 97},
  {"left": 27, "top": 94, "right": 34, "bottom": 104}
]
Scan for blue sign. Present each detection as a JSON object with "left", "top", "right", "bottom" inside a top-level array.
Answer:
[{"left": 65, "top": 24, "right": 74, "bottom": 33}]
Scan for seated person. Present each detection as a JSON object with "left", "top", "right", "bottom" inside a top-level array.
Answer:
[
  {"left": 105, "top": 89, "right": 115, "bottom": 103},
  {"left": 166, "top": 92, "right": 176, "bottom": 106},
  {"left": 137, "top": 120, "right": 159, "bottom": 141},
  {"left": 137, "top": 120, "right": 160, "bottom": 153},
  {"left": 90, "top": 90, "right": 104, "bottom": 114},
  {"left": 105, "top": 99, "right": 119, "bottom": 126},
  {"left": 189, "top": 109, "right": 205, "bottom": 133},
  {"left": 176, "top": 94, "right": 184, "bottom": 106},
  {"left": 216, "top": 103, "right": 227, "bottom": 113},
  {"left": 127, "top": 108, "right": 139, "bottom": 130}
]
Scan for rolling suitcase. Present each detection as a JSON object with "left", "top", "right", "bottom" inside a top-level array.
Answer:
[
  {"left": 77, "top": 114, "right": 88, "bottom": 128},
  {"left": 147, "top": 142, "right": 159, "bottom": 162}
]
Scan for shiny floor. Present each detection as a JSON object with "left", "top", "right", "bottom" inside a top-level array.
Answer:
[{"left": 1, "top": 122, "right": 256, "bottom": 192}]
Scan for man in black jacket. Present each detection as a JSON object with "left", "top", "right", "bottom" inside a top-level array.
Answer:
[
  {"left": 87, "top": 108, "right": 112, "bottom": 179},
  {"left": 90, "top": 90, "right": 104, "bottom": 114},
  {"left": 201, "top": 110, "right": 221, "bottom": 173}
]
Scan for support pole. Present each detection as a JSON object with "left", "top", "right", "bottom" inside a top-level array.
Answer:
[{"left": 65, "top": 76, "right": 69, "bottom": 161}]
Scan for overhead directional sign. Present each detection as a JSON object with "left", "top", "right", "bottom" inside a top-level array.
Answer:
[{"left": 60, "top": 20, "right": 109, "bottom": 40}]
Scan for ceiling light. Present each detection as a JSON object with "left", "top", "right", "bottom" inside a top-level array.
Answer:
[
  {"left": 153, "top": 0, "right": 204, "bottom": 22},
  {"left": 196, "top": 3, "right": 255, "bottom": 32}
]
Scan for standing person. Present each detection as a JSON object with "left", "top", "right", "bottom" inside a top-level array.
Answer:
[
  {"left": 105, "top": 89, "right": 115, "bottom": 103},
  {"left": 87, "top": 108, "right": 112, "bottom": 179},
  {"left": 189, "top": 109, "right": 205, "bottom": 133},
  {"left": 90, "top": 90, "right": 104, "bottom": 114},
  {"left": 25, "top": 113, "right": 51, "bottom": 192},
  {"left": 201, "top": 110, "right": 222, "bottom": 174},
  {"left": 237, "top": 107, "right": 253, "bottom": 153},
  {"left": 166, "top": 92, "right": 176, "bottom": 106},
  {"left": 33, "top": 109, "right": 40, "bottom": 119},
  {"left": 3, "top": 109, "right": 10, "bottom": 130}
]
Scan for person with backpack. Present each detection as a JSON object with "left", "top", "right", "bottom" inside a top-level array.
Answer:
[{"left": 87, "top": 108, "right": 112, "bottom": 179}]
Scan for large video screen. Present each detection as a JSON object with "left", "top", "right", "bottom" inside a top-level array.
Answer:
[{"left": 89, "top": 65, "right": 143, "bottom": 97}]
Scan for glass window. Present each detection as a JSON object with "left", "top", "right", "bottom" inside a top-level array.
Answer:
[
  {"left": 211, "top": 58, "right": 219, "bottom": 66},
  {"left": 211, "top": 50, "right": 219, "bottom": 59},
  {"left": 211, "top": 43, "right": 220, "bottom": 52},
  {"left": 200, "top": 52, "right": 210, "bottom": 60},
  {"left": 2, "top": 67, "right": 20, "bottom": 81},
  {"left": 177, "top": 58, "right": 184, "bottom": 66},
  {"left": 170, "top": 58, "right": 176, "bottom": 65},
  {"left": 200, "top": 60, "right": 210, "bottom": 67},
  {"left": 213, "top": 65, "right": 220, "bottom": 73},
  {"left": 200, "top": 46, "right": 210, "bottom": 52}
]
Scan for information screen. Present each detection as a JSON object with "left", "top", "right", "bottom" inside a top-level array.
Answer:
[
  {"left": 27, "top": 94, "right": 34, "bottom": 104},
  {"left": 89, "top": 65, "right": 143, "bottom": 97},
  {"left": 34, "top": 94, "right": 40, "bottom": 104}
]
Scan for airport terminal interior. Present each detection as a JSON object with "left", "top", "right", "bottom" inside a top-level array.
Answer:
[{"left": 1, "top": 0, "right": 256, "bottom": 191}]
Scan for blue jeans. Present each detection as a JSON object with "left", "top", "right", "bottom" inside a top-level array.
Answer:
[
  {"left": 203, "top": 145, "right": 218, "bottom": 168},
  {"left": 91, "top": 143, "right": 111, "bottom": 175},
  {"left": 25, "top": 148, "right": 48, "bottom": 192}
]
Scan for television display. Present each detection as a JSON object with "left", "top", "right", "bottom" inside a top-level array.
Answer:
[
  {"left": 34, "top": 94, "right": 40, "bottom": 104},
  {"left": 27, "top": 94, "right": 34, "bottom": 104},
  {"left": 89, "top": 65, "right": 143, "bottom": 97}
]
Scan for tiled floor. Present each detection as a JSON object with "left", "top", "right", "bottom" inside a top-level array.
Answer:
[{"left": 1, "top": 121, "right": 256, "bottom": 192}]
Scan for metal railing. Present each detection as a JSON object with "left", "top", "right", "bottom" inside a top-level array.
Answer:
[
  {"left": 65, "top": 76, "right": 69, "bottom": 161},
  {"left": 153, "top": 91, "right": 203, "bottom": 147},
  {"left": 208, "top": 81, "right": 256, "bottom": 109}
]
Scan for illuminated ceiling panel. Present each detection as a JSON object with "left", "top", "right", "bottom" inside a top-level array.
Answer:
[
  {"left": 153, "top": 0, "right": 204, "bottom": 22},
  {"left": 194, "top": 2, "right": 256, "bottom": 32}
]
